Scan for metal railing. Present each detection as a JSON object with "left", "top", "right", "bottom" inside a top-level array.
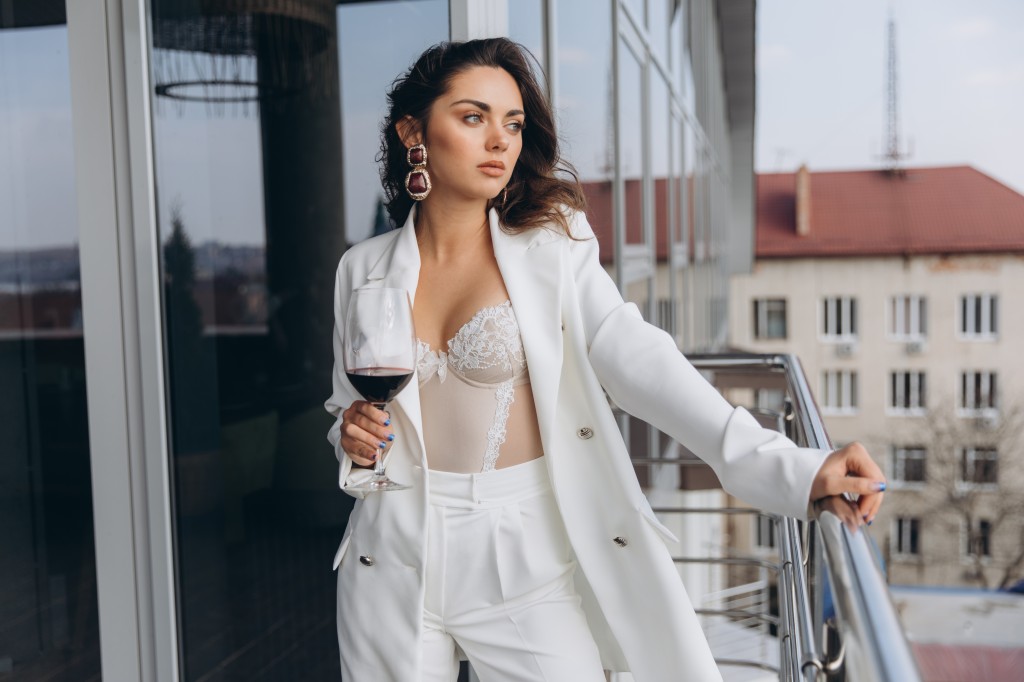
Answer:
[{"left": 630, "top": 353, "right": 922, "bottom": 681}]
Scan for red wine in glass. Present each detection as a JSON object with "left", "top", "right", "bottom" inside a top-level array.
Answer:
[
  {"left": 345, "top": 367, "right": 414, "bottom": 404},
  {"left": 342, "top": 288, "right": 416, "bottom": 492}
]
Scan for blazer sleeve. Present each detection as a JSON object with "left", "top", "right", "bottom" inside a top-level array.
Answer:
[
  {"left": 567, "top": 211, "right": 828, "bottom": 520},
  {"left": 324, "top": 251, "right": 375, "bottom": 496}
]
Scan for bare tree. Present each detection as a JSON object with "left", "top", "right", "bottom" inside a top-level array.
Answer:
[{"left": 898, "top": 400, "right": 1024, "bottom": 589}]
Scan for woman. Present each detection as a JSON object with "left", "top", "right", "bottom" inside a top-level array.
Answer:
[{"left": 325, "top": 38, "right": 885, "bottom": 682}]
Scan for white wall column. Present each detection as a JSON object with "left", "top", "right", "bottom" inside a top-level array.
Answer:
[
  {"left": 449, "top": 0, "right": 508, "bottom": 40},
  {"left": 67, "top": 0, "right": 176, "bottom": 679}
]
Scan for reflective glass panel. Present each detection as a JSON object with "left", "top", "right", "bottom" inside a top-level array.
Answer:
[
  {"left": 651, "top": 72, "right": 670, "bottom": 293},
  {"left": 623, "top": 0, "right": 646, "bottom": 27},
  {"left": 0, "top": 3, "right": 101, "bottom": 678},
  {"left": 557, "top": 0, "right": 614, "bottom": 256},
  {"left": 618, "top": 39, "right": 644, "bottom": 246},
  {"left": 670, "top": 0, "right": 686, "bottom": 92},
  {"left": 148, "top": 0, "right": 448, "bottom": 678},
  {"left": 647, "top": 0, "right": 670, "bottom": 64},
  {"left": 508, "top": 0, "right": 547, "bottom": 92}
]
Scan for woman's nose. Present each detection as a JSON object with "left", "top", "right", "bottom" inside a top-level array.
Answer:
[{"left": 488, "top": 129, "right": 509, "bottom": 151}]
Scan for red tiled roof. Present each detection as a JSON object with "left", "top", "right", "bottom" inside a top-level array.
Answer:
[
  {"left": 757, "top": 166, "right": 1024, "bottom": 258},
  {"left": 911, "top": 642, "right": 1024, "bottom": 682}
]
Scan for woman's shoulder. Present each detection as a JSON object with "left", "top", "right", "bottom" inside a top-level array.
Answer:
[
  {"left": 334, "top": 227, "right": 406, "bottom": 284},
  {"left": 564, "top": 208, "right": 596, "bottom": 240},
  {"left": 344, "top": 228, "right": 399, "bottom": 260},
  {"left": 507, "top": 207, "right": 595, "bottom": 243},
  {"left": 340, "top": 227, "right": 404, "bottom": 264}
]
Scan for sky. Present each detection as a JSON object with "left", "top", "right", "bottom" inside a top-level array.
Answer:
[
  {"left": 3, "top": 1, "right": 1023, "bottom": 251},
  {"left": 756, "top": 0, "right": 1024, "bottom": 194}
]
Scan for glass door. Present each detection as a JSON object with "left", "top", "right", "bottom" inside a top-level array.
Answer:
[
  {"left": 146, "top": 1, "right": 448, "bottom": 678},
  {"left": 0, "top": 2, "right": 101, "bottom": 679}
]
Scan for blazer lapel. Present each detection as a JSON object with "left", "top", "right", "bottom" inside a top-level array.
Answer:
[
  {"left": 359, "top": 208, "right": 426, "bottom": 465},
  {"left": 489, "top": 209, "right": 564, "bottom": 449}
]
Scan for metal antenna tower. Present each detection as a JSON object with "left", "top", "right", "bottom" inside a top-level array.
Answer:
[{"left": 884, "top": 12, "right": 909, "bottom": 171}]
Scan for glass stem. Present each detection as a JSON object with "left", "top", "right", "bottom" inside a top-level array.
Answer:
[{"left": 372, "top": 402, "right": 387, "bottom": 478}]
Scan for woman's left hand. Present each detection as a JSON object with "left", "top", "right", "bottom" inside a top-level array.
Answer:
[{"left": 808, "top": 442, "right": 886, "bottom": 524}]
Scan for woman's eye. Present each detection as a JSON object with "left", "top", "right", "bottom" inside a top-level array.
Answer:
[
  {"left": 507, "top": 121, "right": 524, "bottom": 133},
  {"left": 464, "top": 113, "right": 482, "bottom": 123}
]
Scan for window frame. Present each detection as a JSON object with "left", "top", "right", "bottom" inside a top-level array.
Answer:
[
  {"left": 888, "top": 294, "right": 927, "bottom": 340},
  {"left": 820, "top": 295, "right": 858, "bottom": 342},
  {"left": 752, "top": 297, "right": 787, "bottom": 340},
  {"left": 958, "top": 293, "right": 998, "bottom": 340},
  {"left": 820, "top": 369, "right": 858, "bottom": 415},
  {"left": 891, "top": 516, "right": 921, "bottom": 559},
  {"left": 891, "top": 446, "right": 927, "bottom": 488},
  {"left": 753, "top": 513, "right": 777, "bottom": 551},
  {"left": 887, "top": 370, "right": 927, "bottom": 415},
  {"left": 963, "top": 518, "right": 993, "bottom": 560},
  {"left": 958, "top": 370, "right": 999, "bottom": 416},
  {"left": 958, "top": 447, "right": 999, "bottom": 490}
]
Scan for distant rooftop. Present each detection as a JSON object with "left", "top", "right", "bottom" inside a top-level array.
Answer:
[{"left": 757, "top": 165, "right": 1024, "bottom": 258}]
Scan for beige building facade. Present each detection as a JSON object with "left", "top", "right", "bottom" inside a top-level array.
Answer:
[{"left": 729, "top": 167, "right": 1024, "bottom": 589}]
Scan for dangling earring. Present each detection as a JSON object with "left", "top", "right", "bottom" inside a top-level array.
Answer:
[
  {"left": 404, "top": 144, "right": 431, "bottom": 201},
  {"left": 501, "top": 186, "right": 508, "bottom": 207}
]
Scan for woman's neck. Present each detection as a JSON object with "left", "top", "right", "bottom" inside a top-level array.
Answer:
[{"left": 414, "top": 196, "right": 491, "bottom": 262}]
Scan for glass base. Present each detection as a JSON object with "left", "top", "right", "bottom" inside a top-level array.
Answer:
[{"left": 348, "top": 475, "right": 411, "bottom": 493}]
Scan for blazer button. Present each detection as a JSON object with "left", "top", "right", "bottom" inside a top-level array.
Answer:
[
  {"left": 577, "top": 427, "right": 594, "bottom": 440},
  {"left": 359, "top": 555, "right": 375, "bottom": 566},
  {"left": 613, "top": 536, "right": 628, "bottom": 547}
]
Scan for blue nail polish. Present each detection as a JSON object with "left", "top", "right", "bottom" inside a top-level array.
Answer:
[
  {"left": 379, "top": 441, "right": 387, "bottom": 449},
  {"left": 867, "top": 520, "right": 873, "bottom": 526},
  {"left": 387, "top": 434, "right": 395, "bottom": 441},
  {"left": 384, "top": 419, "right": 391, "bottom": 426},
  {"left": 875, "top": 482, "right": 887, "bottom": 492}
]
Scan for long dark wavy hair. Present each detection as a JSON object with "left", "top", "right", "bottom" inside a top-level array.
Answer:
[{"left": 378, "top": 38, "right": 586, "bottom": 234}]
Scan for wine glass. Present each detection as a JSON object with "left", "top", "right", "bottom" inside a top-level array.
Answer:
[{"left": 343, "top": 287, "right": 416, "bottom": 492}]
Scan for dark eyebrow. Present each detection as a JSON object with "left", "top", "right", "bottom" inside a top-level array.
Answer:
[{"left": 450, "top": 98, "right": 525, "bottom": 118}]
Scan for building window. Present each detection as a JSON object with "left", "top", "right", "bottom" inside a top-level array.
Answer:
[
  {"left": 892, "top": 446, "right": 926, "bottom": 486},
  {"left": 889, "top": 295, "right": 927, "bottom": 339},
  {"left": 821, "top": 370, "right": 858, "bottom": 414},
  {"left": 960, "top": 371, "right": 998, "bottom": 413},
  {"left": 821, "top": 296, "right": 857, "bottom": 340},
  {"left": 754, "top": 514, "right": 776, "bottom": 549},
  {"left": 753, "top": 298, "right": 787, "bottom": 340},
  {"left": 965, "top": 519, "right": 993, "bottom": 559},
  {"left": 889, "top": 371, "right": 927, "bottom": 413},
  {"left": 960, "top": 294, "right": 998, "bottom": 339},
  {"left": 754, "top": 388, "right": 786, "bottom": 413},
  {"left": 657, "top": 298, "right": 678, "bottom": 338},
  {"left": 959, "top": 447, "right": 998, "bottom": 488},
  {"left": 892, "top": 517, "right": 921, "bottom": 557}
]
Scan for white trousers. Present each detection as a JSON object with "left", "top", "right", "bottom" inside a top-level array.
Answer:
[{"left": 419, "top": 457, "right": 606, "bottom": 682}]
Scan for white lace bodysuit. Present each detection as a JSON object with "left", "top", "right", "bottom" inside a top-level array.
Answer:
[{"left": 416, "top": 300, "right": 545, "bottom": 473}]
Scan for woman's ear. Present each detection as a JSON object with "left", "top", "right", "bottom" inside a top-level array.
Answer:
[{"left": 395, "top": 115, "right": 422, "bottom": 148}]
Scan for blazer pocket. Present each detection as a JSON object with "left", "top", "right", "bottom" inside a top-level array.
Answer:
[
  {"left": 332, "top": 524, "right": 355, "bottom": 570},
  {"left": 636, "top": 500, "right": 680, "bottom": 546}
]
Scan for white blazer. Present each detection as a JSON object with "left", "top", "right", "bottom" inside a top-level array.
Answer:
[{"left": 325, "top": 207, "right": 828, "bottom": 681}]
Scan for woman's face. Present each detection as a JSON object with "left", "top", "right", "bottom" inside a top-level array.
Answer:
[{"left": 408, "top": 66, "right": 525, "bottom": 203}]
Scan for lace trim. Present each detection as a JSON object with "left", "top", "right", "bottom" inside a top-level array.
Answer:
[
  {"left": 481, "top": 380, "right": 515, "bottom": 473},
  {"left": 415, "top": 300, "right": 524, "bottom": 384},
  {"left": 416, "top": 340, "right": 447, "bottom": 384}
]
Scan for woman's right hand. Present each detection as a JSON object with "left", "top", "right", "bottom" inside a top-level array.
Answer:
[{"left": 340, "top": 401, "right": 394, "bottom": 468}]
